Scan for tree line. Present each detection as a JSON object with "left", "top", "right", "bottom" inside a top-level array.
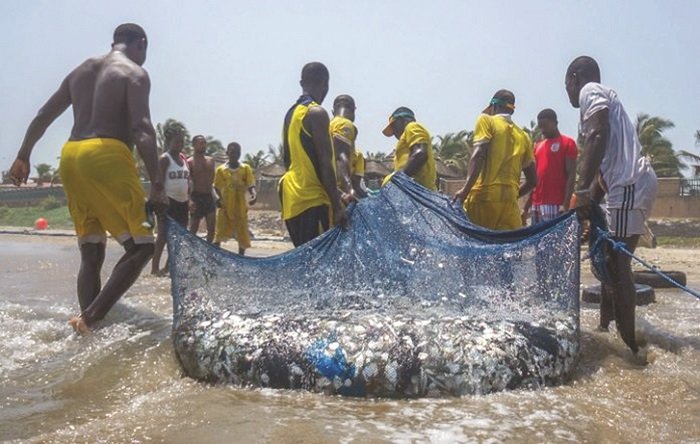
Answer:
[{"left": 2, "top": 114, "right": 700, "bottom": 185}]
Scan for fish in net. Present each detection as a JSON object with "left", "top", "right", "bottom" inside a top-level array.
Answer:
[{"left": 167, "top": 172, "right": 581, "bottom": 397}]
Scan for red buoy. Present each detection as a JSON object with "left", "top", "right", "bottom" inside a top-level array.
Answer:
[{"left": 34, "top": 218, "right": 48, "bottom": 230}]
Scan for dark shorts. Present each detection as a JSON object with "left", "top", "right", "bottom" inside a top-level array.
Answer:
[
  {"left": 285, "top": 205, "right": 329, "bottom": 247},
  {"left": 167, "top": 198, "right": 189, "bottom": 227},
  {"left": 190, "top": 191, "right": 216, "bottom": 219}
]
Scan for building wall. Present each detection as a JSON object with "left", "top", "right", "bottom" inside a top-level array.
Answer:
[
  {"left": 3, "top": 178, "right": 699, "bottom": 219},
  {"left": 651, "top": 178, "right": 700, "bottom": 218}
]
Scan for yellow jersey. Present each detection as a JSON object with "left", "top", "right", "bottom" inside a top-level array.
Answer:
[
  {"left": 352, "top": 150, "right": 365, "bottom": 177},
  {"left": 329, "top": 115, "right": 357, "bottom": 148},
  {"left": 214, "top": 162, "right": 255, "bottom": 218},
  {"left": 280, "top": 95, "right": 334, "bottom": 220},
  {"left": 467, "top": 113, "right": 534, "bottom": 202},
  {"left": 390, "top": 121, "right": 437, "bottom": 191}
]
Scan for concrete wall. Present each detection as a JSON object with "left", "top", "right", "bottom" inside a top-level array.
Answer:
[
  {"left": 0, "top": 185, "right": 67, "bottom": 207},
  {"left": 651, "top": 178, "right": 700, "bottom": 218},
  {"left": 438, "top": 178, "right": 700, "bottom": 219},
  {"left": 3, "top": 178, "right": 698, "bottom": 219}
]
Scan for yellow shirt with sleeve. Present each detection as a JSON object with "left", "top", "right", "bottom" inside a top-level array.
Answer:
[
  {"left": 467, "top": 113, "right": 533, "bottom": 202},
  {"left": 214, "top": 163, "right": 255, "bottom": 219},
  {"left": 464, "top": 113, "right": 534, "bottom": 230},
  {"left": 213, "top": 162, "right": 255, "bottom": 247},
  {"left": 352, "top": 150, "right": 365, "bottom": 177},
  {"left": 385, "top": 121, "right": 437, "bottom": 190},
  {"left": 329, "top": 116, "right": 357, "bottom": 148}
]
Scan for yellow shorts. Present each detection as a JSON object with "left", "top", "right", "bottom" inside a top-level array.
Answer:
[
  {"left": 214, "top": 207, "right": 251, "bottom": 249},
  {"left": 464, "top": 198, "right": 522, "bottom": 231},
  {"left": 59, "top": 138, "right": 153, "bottom": 245}
]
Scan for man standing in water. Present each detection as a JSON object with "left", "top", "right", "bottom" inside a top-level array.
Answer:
[
  {"left": 280, "top": 62, "right": 347, "bottom": 247},
  {"left": 213, "top": 142, "right": 257, "bottom": 255},
  {"left": 330, "top": 94, "right": 366, "bottom": 199},
  {"left": 453, "top": 90, "right": 537, "bottom": 230},
  {"left": 522, "top": 108, "right": 578, "bottom": 224},
  {"left": 565, "top": 56, "right": 657, "bottom": 356},
  {"left": 187, "top": 135, "right": 217, "bottom": 242},
  {"left": 8, "top": 24, "right": 167, "bottom": 333},
  {"left": 381, "top": 107, "right": 437, "bottom": 190},
  {"left": 151, "top": 126, "right": 190, "bottom": 275}
]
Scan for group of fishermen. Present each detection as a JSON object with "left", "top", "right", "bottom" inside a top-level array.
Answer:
[{"left": 8, "top": 23, "right": 657, "bottom": 359}]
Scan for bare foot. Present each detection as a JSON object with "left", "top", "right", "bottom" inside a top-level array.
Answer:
[
  {"left": 68, "top": 315, "right": 91, "bottom": 335},
  {"left": 631, "top": 346, "right": 649, "bottom": 366}
]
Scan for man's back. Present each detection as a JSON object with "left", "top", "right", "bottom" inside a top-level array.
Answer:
[
  {"left": 68, "top": 52, "right": 144, "bottom": 144},
  {"left": 473, "top": 114, "right": 533, "bottom": 196}
]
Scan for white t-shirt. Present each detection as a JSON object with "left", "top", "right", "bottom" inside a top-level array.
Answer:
[{"left": 579, "top": 82, "right": 657, "bottom": 210}]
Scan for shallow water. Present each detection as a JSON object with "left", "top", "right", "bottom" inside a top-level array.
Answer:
[{"left": 1, "top": 235, "right": 699, "bottom": 443}]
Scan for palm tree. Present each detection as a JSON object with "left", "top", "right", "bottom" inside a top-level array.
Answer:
[
  {"left": 50, "top": 166, "right": 61, "bottom": 185},
  {"left": 636, "top": 114, "right": 684, "bottom": 177},
  {"left": 267, "top": 143, "right": 284, "bottom": 165},
  {"left": 34, "top": 163, "right": 53, "bottom": 185},
  {"left": 432, "top": 130, "right": 473, "bottom": 175},
  {"left": 678, "top": 132, "right": 700, "bottom": 176},
  {"left": 156, "top": 119, "right": 191, "bottom": 154},
  {"left": 366, "top": 151, "right": 390, "bottom": 161},
  {"left": 205, "top": 136, "right": 225, "bottom": 158},
  {"left": 522, "top": 121, "right": 543, "bottom": 144},
  {"left": 243, "top": 150, "right": 269, "bottom": 170},
  {"left": 1, "top": 170, "right": 12, "bottom": 184}
]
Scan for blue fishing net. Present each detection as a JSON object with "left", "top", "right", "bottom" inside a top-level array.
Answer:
[{"left": 167, "top": 172, "right": 582, "bottom": 397}]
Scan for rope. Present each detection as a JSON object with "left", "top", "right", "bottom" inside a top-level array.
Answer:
[{"left": 594, "top": 228, "right": 700, "bottom": 300}]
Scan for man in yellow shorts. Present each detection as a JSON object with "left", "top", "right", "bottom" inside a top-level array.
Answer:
[
  {"left": 280, "top": 62, "right": 347, "bottom": 247},
  {"left": 453, "top": 90, "right": 537, "bottom": 230},
  {"left": 381, "top": 107, "right": 437, "bottom": 191},
  {"left": 213, "top": 142, "right": 257, "bottom": 255},
  {"left": 330, "top": 94, "right": 367, "bottom": 199},
  {"left": 8, "top": 24, "right": 167, "bottom": 334}
]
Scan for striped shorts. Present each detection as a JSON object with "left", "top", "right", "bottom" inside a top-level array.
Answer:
[
  {"left": 530, "top": 204, "right": 560, "bottom": 224},
  {"left": 607, "top": 184, "right": 648, "bottom": 238}
]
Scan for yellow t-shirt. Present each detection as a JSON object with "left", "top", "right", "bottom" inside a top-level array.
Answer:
[
  {"left": 214, "top": 163, "right": 255, "bottom": 218},
  {"left": 280, "top": 96, "right": 335, "bottom": 220},
  {"left": 388, "top": 121, "right": 437, "bottom": 191},
  {"left": 329, "top": 116, "right": 357, "bottom": 147},
  {"left": 352, "top": 150, "right": 365, "bottom": 177},
  {"left": 467, "top": 114, "right": 533, "bottom": 202}
]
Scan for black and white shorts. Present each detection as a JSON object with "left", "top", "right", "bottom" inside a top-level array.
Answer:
[{"left": 607, "top": 208, "right": 647, "bottom": 238}]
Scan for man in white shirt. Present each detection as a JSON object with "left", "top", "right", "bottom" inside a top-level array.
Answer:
[{"left": 565, "top": 56, "right": 657, "bottom": 357}]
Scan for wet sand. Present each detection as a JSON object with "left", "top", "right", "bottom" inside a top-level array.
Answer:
[{"left": 0, "top": 233, "right": 699, "bottom": 443}]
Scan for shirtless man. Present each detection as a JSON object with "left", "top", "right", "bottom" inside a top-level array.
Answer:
[
  {"left": 8, "top": 24, "right": 167, "bottom": 333},
  {"left": 187, "top": 135, "right": 217, "bottom": 242}
]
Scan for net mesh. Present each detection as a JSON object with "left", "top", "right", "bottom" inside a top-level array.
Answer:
[{"left": 168, "top": 173, "right": 581, "bottom": 397}]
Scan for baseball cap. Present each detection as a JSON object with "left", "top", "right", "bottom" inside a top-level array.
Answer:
[{"left": 382, "top": 107, "right": 415, "bottom": 137}]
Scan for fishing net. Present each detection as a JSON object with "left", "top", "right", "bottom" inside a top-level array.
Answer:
[{"left": 168, "top": 172, "right": 581, "bottom": 397}]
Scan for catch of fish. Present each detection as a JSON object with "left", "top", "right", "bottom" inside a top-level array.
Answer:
[{"left": 167, "top": 173, "right": 582, "bottom": 397}]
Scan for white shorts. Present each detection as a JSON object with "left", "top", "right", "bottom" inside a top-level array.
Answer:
[{"left": 607, "top": 207, "right": 648, "bottom": 238}]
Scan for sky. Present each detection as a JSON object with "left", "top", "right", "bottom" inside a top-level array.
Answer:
[{"left": 1, "top": 0, "right": 699, "bottom": 175}]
